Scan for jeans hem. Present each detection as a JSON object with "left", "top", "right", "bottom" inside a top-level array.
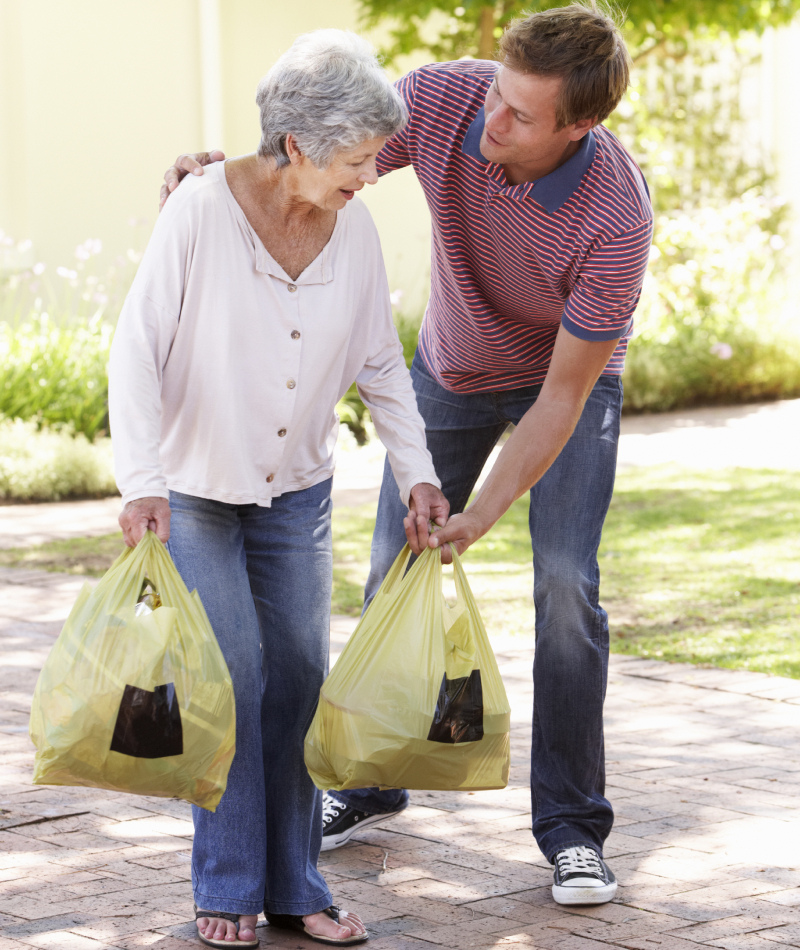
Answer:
[
  {"left": 194, "top": 894, "right": 264, "bottom": 917},
  {"left": 264, "top": 891, "right": 334, "bottom": 916}
]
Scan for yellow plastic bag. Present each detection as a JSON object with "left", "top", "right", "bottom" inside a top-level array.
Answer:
[
  {"left": 304, "top": 545, "right": 510, "bottom": 792},
  {"left": 29, "top": 530, "right": 235, "bottom": 811}
]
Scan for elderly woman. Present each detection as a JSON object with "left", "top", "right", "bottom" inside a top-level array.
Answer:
[{"left": 109, "top": 31, "right": 448, "bottom": 949}]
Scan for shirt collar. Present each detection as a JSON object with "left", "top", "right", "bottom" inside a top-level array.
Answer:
[
  {"left": 461, "top": 107, "right": 597, "bottom": 213},
  {"left": 216, "top": 160, "right": 337, "bottom": 283}
]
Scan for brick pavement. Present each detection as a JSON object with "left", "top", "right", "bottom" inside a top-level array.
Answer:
[{"left": 1, "top": 568, "right": 799, "bottom": 950}]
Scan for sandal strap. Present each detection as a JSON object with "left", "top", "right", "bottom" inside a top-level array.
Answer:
[{"left": 195, "top": 909, "right": 242, "bottom": 930}]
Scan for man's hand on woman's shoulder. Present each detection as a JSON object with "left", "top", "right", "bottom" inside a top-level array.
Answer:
[{"left": 159, "top": 149, "right": 226, "bottom": 211}]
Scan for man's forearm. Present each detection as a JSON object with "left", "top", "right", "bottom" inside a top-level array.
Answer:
[
  {"left": 428, "top": 327, "right": 621, "bottom": 561},
  {"left": 464, "top": 392, "right": 584, "bottom": 540}
]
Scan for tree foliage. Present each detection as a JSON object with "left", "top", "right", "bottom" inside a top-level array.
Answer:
[{"left": 359, "top": 0, "right": 800, "bottom": 65}]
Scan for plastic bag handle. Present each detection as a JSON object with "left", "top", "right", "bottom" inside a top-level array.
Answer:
[
  {"left": 450, "top": 550, "right": 481, "bottom": 627},
  {"left": 369, "top": 544, "right": 416, "bottom": 608},
  {"left": 438, "top": 549, "right": 475, "bottom": 669}
]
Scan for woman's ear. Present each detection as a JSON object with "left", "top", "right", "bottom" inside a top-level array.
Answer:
[{"left": 285, "top": 133, "right": 304, "bottom": 166}]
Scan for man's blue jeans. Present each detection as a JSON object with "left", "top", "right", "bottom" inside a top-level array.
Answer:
[
  {"left": 332, "top": 352, "right": 622, "bottom": 861},
  {"left": 167, "top": 481, "right": 334, "bottom": 917}
]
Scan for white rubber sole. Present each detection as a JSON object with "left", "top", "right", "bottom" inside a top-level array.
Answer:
[
  {"left": 552, "top": 879, "right": 617, "bottom": 905},
  {"left": 320, "top": 809, "right": 404, "bottom": 851}
]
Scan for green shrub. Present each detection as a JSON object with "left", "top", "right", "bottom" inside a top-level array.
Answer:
[
  {"left": 624, "top": 194, "right": 800, "bottom": 411},
  {"left": 0, "top": 418, "right": 116, "bottom": 502},
  {"left": 0, "top": 312, "right": 113, "bottom": 440},
  {"left": 0, "top": 231, "right": 143, "bottom": 441}
]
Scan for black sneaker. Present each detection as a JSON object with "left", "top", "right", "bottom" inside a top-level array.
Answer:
[
  {"left": 320, "top": 792, "right": 404, "bottom": 852},
  {"left": 552, "top": 845, "right": 617, "bottom": 905}
]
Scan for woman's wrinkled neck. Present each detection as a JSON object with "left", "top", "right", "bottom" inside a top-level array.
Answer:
[{"left": 227, "top": 153, "right": 326, "bottom": 223}]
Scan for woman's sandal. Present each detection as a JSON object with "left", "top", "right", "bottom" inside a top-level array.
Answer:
[
  {"left": 194, "top": 906, "right": 259, "bottom": 948},
  {"left": 265, "top": 905, "right": 368, "bottom": 946}
]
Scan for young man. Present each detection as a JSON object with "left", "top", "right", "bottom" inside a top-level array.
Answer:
[{"left": 162, "top": 2, "right": 653, "bottom": 906}]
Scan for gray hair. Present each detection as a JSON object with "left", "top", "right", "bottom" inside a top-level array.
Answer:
[{"left": 256, "top": 30, "right": 407, "bottom": 169}]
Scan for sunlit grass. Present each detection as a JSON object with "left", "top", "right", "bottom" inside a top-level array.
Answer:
[
  {"left": 600, "top": 466, "right": 800, "bottom": 677},
  {"left": 0, "top": 532, "right": 125, "bottom": 575},
  {"left": 3, "top": 465, "right": 798, "bottom": 677}
]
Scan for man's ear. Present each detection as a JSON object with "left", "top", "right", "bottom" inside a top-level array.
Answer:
[{"left": 569, "top": 116, "right": 597, "bottom": 141}]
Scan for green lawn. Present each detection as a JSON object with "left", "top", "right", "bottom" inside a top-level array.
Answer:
[{"left": 3, "top": 465, "right": 798, "bottom": 677}]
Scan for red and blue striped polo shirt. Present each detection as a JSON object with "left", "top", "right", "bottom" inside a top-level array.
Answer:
[{"left": 377, "top": 60, "right": 654, "bottom": 393}]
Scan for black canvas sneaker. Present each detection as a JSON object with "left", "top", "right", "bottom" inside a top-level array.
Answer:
[
  {"left": 552, "top": 845, "right": 617, "bottom": 905},
  {"left": 320, "top": 792, "right": 404, "bottom": 852}
]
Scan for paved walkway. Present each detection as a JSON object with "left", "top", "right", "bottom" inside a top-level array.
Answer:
[{"left": 1, "top": 399, "right": 799, "bottom": 949}]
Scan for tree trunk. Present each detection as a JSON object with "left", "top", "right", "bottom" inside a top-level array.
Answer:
[{"left": 478, "top": 5, "right": 496, "bottom": 60}]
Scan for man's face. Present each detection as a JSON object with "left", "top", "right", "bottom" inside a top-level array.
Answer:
[{"left": 480, "top": 66, "right": 594, "bottom": 183}]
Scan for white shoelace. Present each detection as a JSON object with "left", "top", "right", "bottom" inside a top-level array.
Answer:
[
  {"left": 555, "top": 845, "right": 603, "bottom": 878},
  {"left": 322, "top": 794, "right": 346, "bottom": 826}
]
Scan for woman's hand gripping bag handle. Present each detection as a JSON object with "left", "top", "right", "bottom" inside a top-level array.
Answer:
[
  {"left": 304, "top": 544, "right": 510, "bottom": 792},
  {"left": 29, "top": 530, "right": 236, "bottom": 811}
]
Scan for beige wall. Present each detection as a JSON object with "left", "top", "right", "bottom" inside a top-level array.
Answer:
[
  {"left": 0, "top": 0, "right": 433, "bottom": 315},
  {"left": 0, "top": 1, "right": 203, "bottom": 269}
]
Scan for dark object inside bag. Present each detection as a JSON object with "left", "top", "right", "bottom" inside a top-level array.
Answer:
[
  {"left": 110, "top": 682, "right": 184, "bottom": 758},
  {"left": 427, "top": 670, "right": 484, "bottom": 744}
]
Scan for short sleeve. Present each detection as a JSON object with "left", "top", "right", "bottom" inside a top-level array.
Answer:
[{"left": 562, "top": 218, "right": 654, "bottom": 342}]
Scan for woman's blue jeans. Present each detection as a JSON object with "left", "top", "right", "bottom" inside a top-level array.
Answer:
[
  {"left": 332, "top": 352, "right": 622, "bottom": 861},
  {"left": 167, "top": 481, "right": 334, "bottom": 917}
]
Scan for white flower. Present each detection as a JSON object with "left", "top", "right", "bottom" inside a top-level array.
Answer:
[
  {"left": 75, "top": 238, "right": 102, "bottom": 260},
  {"left": 710, "top": 342, "right": 733, "bottom": 360},
  {"left": 32, "top": 262, "right": 46, "bottom": 275},
  {"left": 56, "top": 266, "right": 78, "bottom": 280},
  {"left": 389, "top": 289, "right": 404, "bottom": 307}
]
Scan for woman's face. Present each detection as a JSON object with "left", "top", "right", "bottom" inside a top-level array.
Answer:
[{"left": 294, "top": 136, "right": 387, "bottom": 211}]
